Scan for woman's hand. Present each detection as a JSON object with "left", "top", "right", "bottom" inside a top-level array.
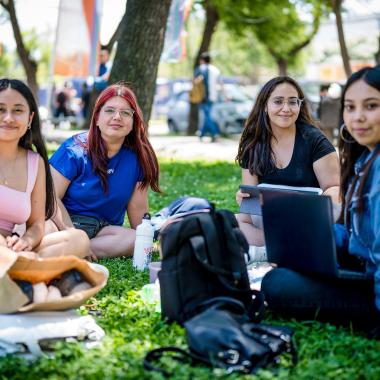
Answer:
[
  {"left": 85, "top": 248, "right": 98, "bottom": 262},
  {"left": 6, "top": 234, "right": 33, "bottom": 252},
  {"left": 17, "top": 251, "right": 38, "bottom": 259},
  {"left": 235, "top": 189, "right": 250, "bottom": 206}
]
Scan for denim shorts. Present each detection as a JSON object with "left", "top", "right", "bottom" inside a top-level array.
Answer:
[{"left": 69, "top": 214, "right": 108, "bottom": 239}]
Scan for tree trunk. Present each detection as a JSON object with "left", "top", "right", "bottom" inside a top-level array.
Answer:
[
  {"left": 187, "top": 0, "right": 219, "bottom": 136},
  {"left": 277, "top": 58, "right": 287, "bottom": 76},
  {"left": 109, "top": 0, "right": 172, "bottom": 125},
  {"left": 1, "top": 0, "right": 39, "bottom": 99},
  {"left": 267, "top": 46, "right": 288, "bottom": 76},
  {"left": 331, "top": 0, "right": 351, "bottom": 78}
]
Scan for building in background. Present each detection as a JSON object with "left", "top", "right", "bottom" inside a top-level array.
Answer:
[{"left": 306, "top": 12, "right": 380, "bottom": 81}]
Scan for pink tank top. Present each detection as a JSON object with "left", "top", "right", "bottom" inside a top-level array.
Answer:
[{"left": 0, "top": 150, "right": 39, "bottom": 233}]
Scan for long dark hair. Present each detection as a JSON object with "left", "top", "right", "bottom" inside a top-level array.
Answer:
[
  {"left": 236, "top": 76, "right": 314, "bottom": 176},
  {"left": 87, "top": 82, "right": 161, "bottom": 193},
  {"left": 339, "top": 66, "right": 380, "bottom": 223},
  {"left": 0, "top": 78, "right": 55, "bottom": 219}
]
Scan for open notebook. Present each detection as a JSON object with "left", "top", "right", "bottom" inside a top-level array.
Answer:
[{"left": 239, "top": 183, "right": 322, "bottom": 215}]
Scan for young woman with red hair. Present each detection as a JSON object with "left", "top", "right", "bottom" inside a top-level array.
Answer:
[{"left": 47, "top": 82, "right": 160, "bottom": 258}]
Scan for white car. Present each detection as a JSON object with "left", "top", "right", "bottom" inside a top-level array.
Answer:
[{"left": 167, "top": 84, "right": 255, "bottom": 135}]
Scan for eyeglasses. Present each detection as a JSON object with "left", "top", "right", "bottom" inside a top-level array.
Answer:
[
  {"left": 102, "top": 107, "right": 135, "bottom": 119},
  {"left": 268, "top": 97, "right": 303, "bottom": 109}
]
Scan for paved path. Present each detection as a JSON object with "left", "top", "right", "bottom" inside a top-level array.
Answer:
[
  {"left": 42, "top": 122, "right": 239, "bottom": 162},
  {"left": 149, "top": 134, "right": 238, "bottom": 161}
]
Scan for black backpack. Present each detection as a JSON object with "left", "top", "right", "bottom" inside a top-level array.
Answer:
[{"left": 158, "top": 208, "right": 264, "bottom": 325}]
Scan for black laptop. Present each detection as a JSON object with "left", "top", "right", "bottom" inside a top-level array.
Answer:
[{"left": 260, "top": 190, "right": 370, "bottom": 280}]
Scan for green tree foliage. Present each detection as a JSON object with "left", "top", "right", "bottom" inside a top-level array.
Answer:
[
  {"left": 0, "top": 44, "right": 12, "bottom": 76},
  {"left": 210, "top": 25, "right": 274, "bottom": 80},
  {"left": 214, "top": 0, "right": 326, "bottom": 75},
  {"left": 159, "top": 4, "right": 274, "bottom": 82},
  {"left": 22, "top": 28, "right": 51, "bottom": 86}
]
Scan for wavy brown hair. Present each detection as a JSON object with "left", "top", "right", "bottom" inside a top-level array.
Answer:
[
  {"left": 86, "top": 82, "right": 160, "bottom": 193},
  {"left": 339, "top": 66, "right": 380, "bottom": 224},
  {"left": 236, "top": 76, "right": 314, "bottom": 177}
]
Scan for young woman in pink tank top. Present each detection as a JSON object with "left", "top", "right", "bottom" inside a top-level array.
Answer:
[{"left": 0, "top": 79, "right": 89, "bottom": 259}]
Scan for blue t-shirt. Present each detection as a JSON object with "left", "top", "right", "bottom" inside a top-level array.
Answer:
[{"left": 49, "top": 132, "right": 144, "bottom": 226}]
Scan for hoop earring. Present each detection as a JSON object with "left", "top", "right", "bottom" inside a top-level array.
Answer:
[{"left": 339, "top": 123, "right": 355, "bottom": 144}]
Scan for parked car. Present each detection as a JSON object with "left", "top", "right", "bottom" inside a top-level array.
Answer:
[{"left": 167, "top": 84, "right": 255, "bottom": 135}]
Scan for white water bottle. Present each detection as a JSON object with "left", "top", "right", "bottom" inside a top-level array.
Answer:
[{"left": 133, "top": 213, "right": 154, "bottom": 270}]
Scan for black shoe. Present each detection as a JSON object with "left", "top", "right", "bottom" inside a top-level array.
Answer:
[
  {"left": 14, "top": 280, "right": 33, "bottom": 304},
  {"left": 50, "top": 269, "right": 87, "bottom": 296}
]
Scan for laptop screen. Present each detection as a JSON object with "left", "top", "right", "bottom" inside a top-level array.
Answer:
[{"left": 261, "top": 191, "right": 339, "bottom": 276}]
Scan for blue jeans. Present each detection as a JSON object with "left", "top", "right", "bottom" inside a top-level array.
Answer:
[
  {"left": 199, "top": 101, "right": 218, "bottom": 138},
  {"left": 261, "top": 268, "right": 378, "bottom": 328}
]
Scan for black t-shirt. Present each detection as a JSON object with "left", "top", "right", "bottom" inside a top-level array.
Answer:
[{"left": 241, "top": 123, "right": 336, "bottom": 187}]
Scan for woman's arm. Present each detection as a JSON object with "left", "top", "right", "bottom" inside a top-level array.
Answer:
[
  {"left": 8, "top": 157, "right": 46, "bottom": 251},
  {"left": 126, "top": 183, "right": 149, "bottom": 229},
  {"left": 369, "top": 171, "right": 380, "bottom": 312},
  {"left": 50, "top": 165, "right": 74, "bottom": 230},
  {"left": 235, "top": 169, "right": 265, "bottom": 246},
  {"left": 313, "top": 151, "right": 341, "bottom": 202}
]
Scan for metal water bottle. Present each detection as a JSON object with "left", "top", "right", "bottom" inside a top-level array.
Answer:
[{"left": 133, "top": 213, "right": 154, "bottom": 270}]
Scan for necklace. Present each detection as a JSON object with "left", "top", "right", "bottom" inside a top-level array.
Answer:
[{"left": 0, "top": 150, "right": 20, "bottom": 186}]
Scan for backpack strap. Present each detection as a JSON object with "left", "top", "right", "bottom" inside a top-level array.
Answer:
[
  {"left": 189, "top": 235, "right": 241, "bottom": 279},
  {"left": 215, "top": 210, "right": 249, "bottom": 280},
  {"left": 188, "top": 211, "right": 265, "bottom": 322},
  {"left": 144, "top": 346, "right": 197, "bottom": 377},
  {"left": 192, "top": 213, "right": 243, "bottom": 281},
  {"left": 189, "top": 234, "right": 247, "bottom": 293}
]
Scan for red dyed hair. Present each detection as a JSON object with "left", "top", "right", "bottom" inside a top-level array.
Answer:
[{"left": 86, "top": 82, "right": 160, "bottom": 193}]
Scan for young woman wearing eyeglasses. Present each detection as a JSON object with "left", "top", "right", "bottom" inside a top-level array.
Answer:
[
  {"left": 48, "top": 82, "right": 161, "bottom": 259},
  {"left": 261, "top": 67, "right": 380, "bottom": 336},
  {"left": 235, "top": 76, "right": 340, "bottom": 248}
]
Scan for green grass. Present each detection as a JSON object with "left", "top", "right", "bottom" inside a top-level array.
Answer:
[{"left": 1, "top": 158, "right": 380, "bottom": 380}]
